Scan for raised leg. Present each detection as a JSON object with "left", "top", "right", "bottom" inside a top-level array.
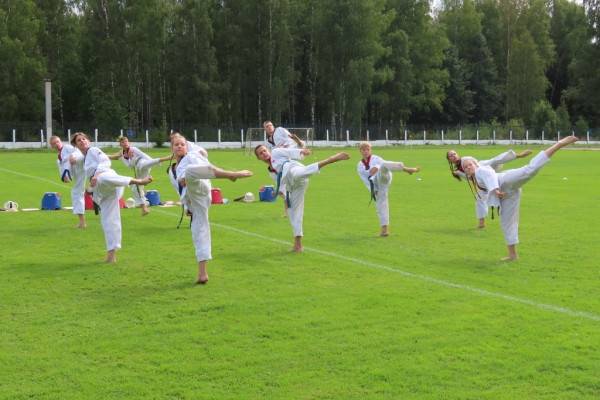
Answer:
[
  {"left": 317, "top": 152, "right": 350, "bottom": 169},
  {"left": 544, "top": 135, "right": 578, "bottom": 158}
]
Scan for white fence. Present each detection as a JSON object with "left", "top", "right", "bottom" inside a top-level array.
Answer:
[{"left": 1, "top": 128, "right": 598, "bottom": 149}]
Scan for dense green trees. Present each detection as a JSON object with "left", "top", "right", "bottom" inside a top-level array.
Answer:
[
  {"left": 1, "top": 0, "right": 598, "bottom": 134},
  {"left": 0, "top": 0, "right": 46, "bottom": 121}
]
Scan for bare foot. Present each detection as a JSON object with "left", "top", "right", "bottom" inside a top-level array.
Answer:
[
  {"left": 196, "top": 276, "right": 209, "bottom": 285},
  {"left": 516, "top": 149, "right": 532, "bottom": 158},
  {"left": 141, "top": 208, "right": 150, "bottom": 216},
  {"left": 77, "top": 223, "right": 87, "bottom": 229},
  {"left": 227, "top": 170, "right": 253, "bottom": 181},
  {"left": 559, "top": 135, "right": 579, "bottom": 145},
  {"left": 292, "top": 246, "right": 304, "bottom": 253},
  {"left": 105, "top": 251, "right": 117, "bottom": 263},
  {"left": 501, "top": 255, "right": 518, "bottom": 262},
  {"left": 380, "top": 226, "right": 389, "bottom": 237},
  {"left": 477, "top": 224, "right": 485, "bottom": 229},
  {"left": 404, "top": 166, "right": 420, "bottom": 175}
]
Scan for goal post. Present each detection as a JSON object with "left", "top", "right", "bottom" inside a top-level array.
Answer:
[{"left": 244, "top": 127, "right": 314, "bottom": 154}]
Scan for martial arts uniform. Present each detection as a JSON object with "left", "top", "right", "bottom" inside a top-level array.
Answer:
[
  {"left": 266, "top": 126, "right": 299, "bottom": 149},
  {"left": 472, "top": 151, "right": 550, "bottom": 245},
  {"left": 187, "top": 141, "right": 209, "bottom": 161},
  {"left": 84, "top": 147, "right": 131, "bottom": 252},
  {"left": 457, "top": 150, "right": 519, "bottom": 219},
  {"left": 175, "top": 153, "right": 215, "bottom": 262},
  {"left": 119, "top": 146, "right": 162, "bottom": 207},
  {"left": 56, "top": 144, "right": 85, "bottom": 215},
  {"left": 271, "top": 148, "right": 320, "bottom": 237},
  {"left": 356, "top": 155, "right": 405, "bottom": 227},
  {"left": 265, "top": 128, "right": 300, "bottom": 195},
  {"left": 167, "top": 141, "right": 210, "bottom": 204}
]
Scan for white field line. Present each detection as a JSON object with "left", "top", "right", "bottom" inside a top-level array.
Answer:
[
  {"left": 0, "top": 167, "right": 69, "bottom": 188},
  {"left": 5, "top": 167, "right": 600, "bottom": 322},
  {"left": 159, "top": 209, "right": 600, "bottom": 323}
]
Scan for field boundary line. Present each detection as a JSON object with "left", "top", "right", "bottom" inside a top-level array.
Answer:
[
  {"left": 0, "top": 167, "right": 69, "bottom": 188},
  {"left": 5, "top": 166, "right": 599, "bottom": 322},
  {"left": 210, "top": 222, "right": 600, "bottom": 322}
]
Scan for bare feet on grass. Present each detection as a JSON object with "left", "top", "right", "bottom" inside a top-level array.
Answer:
[
  {"left": 141, "top": 204, "right": 150, "bottom": 216},
  {"left": 293, "top": 237, "right": 304, "bottom": 253},
  {"left": 502, "top": 245, "right": 518, "bottom": 262},
  {"left": 105, "top": 250, "right": 117, "bottom": 264},
  {"left": 380, "top": 225, "right": 389, "bottom": 237},
  {"left": 196, "top": 276, "right": 209, "bottom": 285},
  {"left": 196, "top": 261, "right": 208, "bottom": 284}
]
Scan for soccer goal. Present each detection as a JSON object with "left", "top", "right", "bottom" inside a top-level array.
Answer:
[{"left": 244, "top": 127, "right": 314, "bottom": 155}]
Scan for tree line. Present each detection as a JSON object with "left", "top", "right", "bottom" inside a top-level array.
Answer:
[{"left": 1, "top": 0, "right": 599, "bottom": 138}]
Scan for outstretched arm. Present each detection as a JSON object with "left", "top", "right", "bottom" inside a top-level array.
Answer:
[
  {"left": 107, "top": 151, "right": 122, "bottom": 160},
  {"left": 158, "top": 154, "right": 174, "bottom": 163},
  {"left": 290, "top": 133, "right": 305, "bottom": 148}
]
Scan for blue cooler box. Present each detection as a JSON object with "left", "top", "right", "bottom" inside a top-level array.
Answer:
[
  {"left": 41, "top": 192, "right": 62, "bottom": 210},
  {"left": 145, "top": 190, "right": 161, "bottom": 206},
  {"left": 259, "top": 185, "right": 276, "bottom": 202}
]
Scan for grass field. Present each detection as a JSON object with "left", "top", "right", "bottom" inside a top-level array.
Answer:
[{"left": 1, "top": 145, "right": 599, "bottom": 399}]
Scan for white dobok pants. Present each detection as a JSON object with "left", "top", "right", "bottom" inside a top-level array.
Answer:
[
  {"left": 183, "top": 165, "right": 215, "bottom": 262},
  {"left": 498, "top": 151, "right": 550, "bottom": 245},
  {"left": 93, "top": 170, "right": 131, "bottom": 251},
  {"left": 283, "top": 162, "right": 321, "bottom": 237},
  {"left": 372, "top": 161, "right": 405, "bottom": 226},
  {"left": 70, "top": 165, "right": 86, "bottom": 215}
]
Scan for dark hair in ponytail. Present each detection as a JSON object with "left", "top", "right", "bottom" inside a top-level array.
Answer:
[
  {"left": 446, "top": 151, "right": 462, "bottom": 181},
  {"left": 466, "top": 176, "right": 482, "bottom": 200}
]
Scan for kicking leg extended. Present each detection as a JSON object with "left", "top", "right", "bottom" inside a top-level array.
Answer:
[{"left": 544, "top": 135, "right": 578, "bottom": 158}]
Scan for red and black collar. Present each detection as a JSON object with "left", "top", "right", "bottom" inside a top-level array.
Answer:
[{"left": 361, "top": 155, "right": 371, "bottom": 170}]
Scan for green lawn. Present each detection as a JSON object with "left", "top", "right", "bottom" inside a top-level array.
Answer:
[{"left": 1, "top": 145, "right": 599, "bottom": 399}]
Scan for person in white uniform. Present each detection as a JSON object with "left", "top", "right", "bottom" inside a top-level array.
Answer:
[
  {"left": 168, "top": 131, "right": 209, "bottom": 160},
  {"left": 109, "top": 136, "right": 171, "bottom": 216},
  {"left": 447, "top": 148, "right": 532, "bottom": 228},
  {"left": 357, "top": 142, "right": 420, "bottom": 237},
  {"left": 461, "top": 135, "right": 578, "bottom": 260},
  {"left": 262, "top": 121, "right": 305, "bottom": 216},
  {"left": 49, "top": 136, "right": 86, "bottom": 228},
  {"left": 255, "top": 144, "right": 349, "bottom": 252},
  {"left": 263, "top": 120, "right": 304, "bottom": 149},
  {"left": 71, "top": 132, "right": 153, "bottom": 263},
  {"left": 171, "top": 135, "right": 253, "bottom": 284}
]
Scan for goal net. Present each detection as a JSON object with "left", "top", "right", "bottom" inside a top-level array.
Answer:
[{"left": 244, "top": 127, "right": 314, "bottom": 155}]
